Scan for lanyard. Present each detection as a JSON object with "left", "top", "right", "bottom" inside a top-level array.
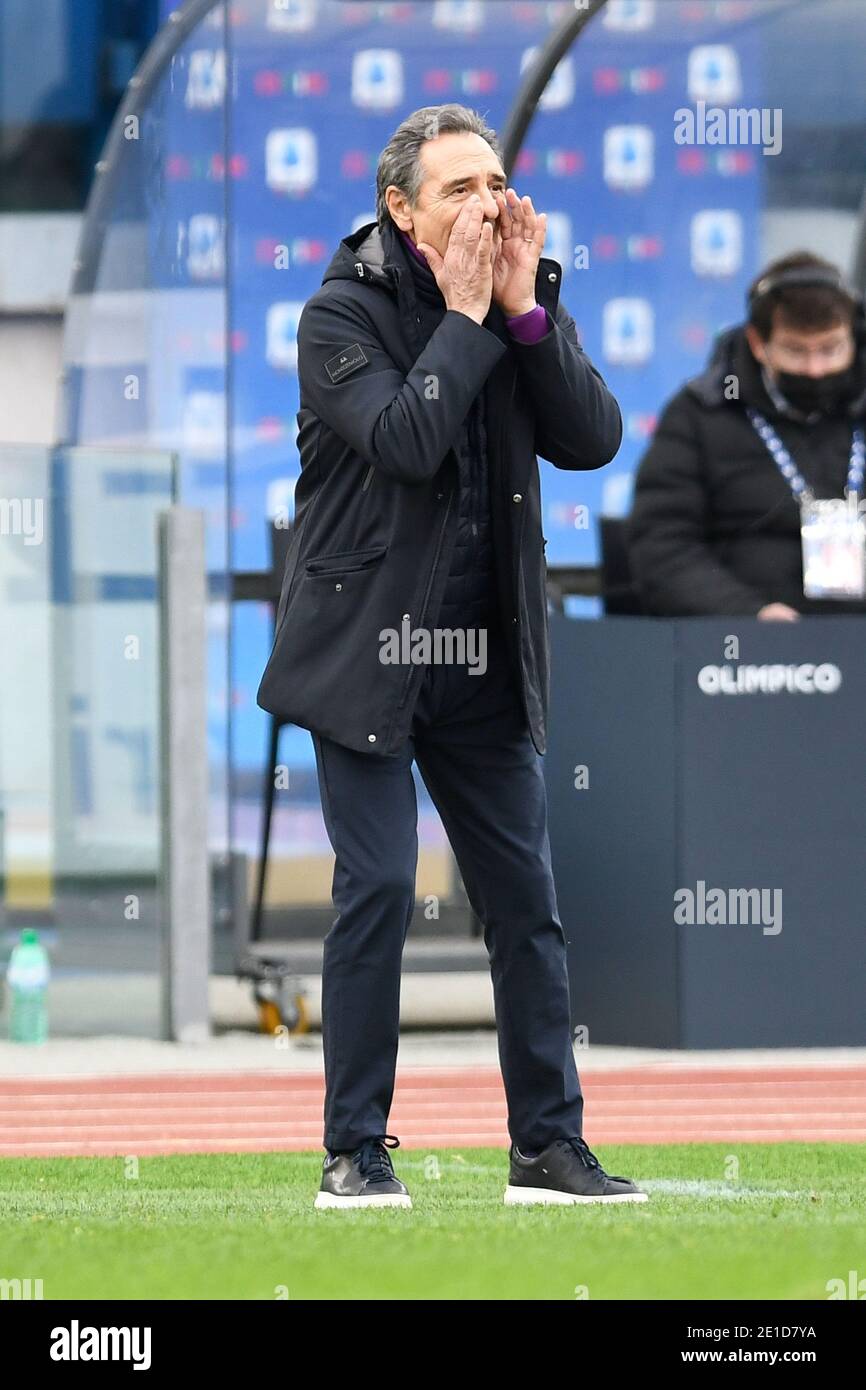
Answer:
[{"left": 747, "top": 409, "right": 866, "bottom": 507}]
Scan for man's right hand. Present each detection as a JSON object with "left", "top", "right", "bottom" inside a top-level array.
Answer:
[
  {"left": 757, "top": 603, "right": 800, "bottom": 621},
  {"left": 416, "top": 195, "right": 494, "bottom": 326}
]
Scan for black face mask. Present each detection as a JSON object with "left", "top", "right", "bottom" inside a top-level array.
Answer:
[{"left": 774, "top": 363, "right": 860, "bottom": 416}]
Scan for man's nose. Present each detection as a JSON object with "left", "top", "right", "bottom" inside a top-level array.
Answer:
[{"left": 478, "top": 187, "right": 500, "bottom": 219}]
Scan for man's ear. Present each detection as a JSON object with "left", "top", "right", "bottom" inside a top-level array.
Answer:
[
  {"left": 745, "top": 323, "right": 768, "bottom": 367},
  {"left": 384, "top": 186, "right": 414, "bottom": 234}
]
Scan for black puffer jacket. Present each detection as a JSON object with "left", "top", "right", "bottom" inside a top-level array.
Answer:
[
  {"left": 438, "top": 384, "right": 500, "bottom": 631},
  {"left": 256, "top": 216, "right": 622, "bottom": 756},
  {"left": 401, "top": 236, "right": 500, "bottom": 633},
  {"left": 628, "top": 325, "right": 866, "bottom": 615}
]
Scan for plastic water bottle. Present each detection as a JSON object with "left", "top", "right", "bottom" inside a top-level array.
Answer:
[{"left": 6, "top": 929, "right": 50, "bottom": 1043}]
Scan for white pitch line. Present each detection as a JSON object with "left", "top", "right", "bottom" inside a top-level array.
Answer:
[{"left": 638, "top": 1180, "right": 811, "bottom": 1199}]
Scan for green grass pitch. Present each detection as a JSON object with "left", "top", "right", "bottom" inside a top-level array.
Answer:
[{"left": 0, "top": 1144, "right": 862, "bottom": 1300}]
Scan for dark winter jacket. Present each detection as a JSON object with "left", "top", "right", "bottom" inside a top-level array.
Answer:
[
  {"left": 628, "top": 325, "right": 866, "bottom": 615},
  {"left": 256, "top": 215, "right": 622, "bottom": 755}
]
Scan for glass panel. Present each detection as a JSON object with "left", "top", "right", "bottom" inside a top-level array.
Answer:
[
  {"left": 59, "top": 1, "right": 232, "bottom": 968},
  {"left": 0, "top": 445, "right": 177, "bottom": 1038}
]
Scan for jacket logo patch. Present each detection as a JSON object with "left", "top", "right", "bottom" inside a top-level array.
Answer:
[{"left": 324, "top": 343, "right": 368, "bottom": 384}]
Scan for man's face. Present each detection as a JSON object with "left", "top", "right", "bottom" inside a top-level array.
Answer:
[
  {"left": 746, "top": 316, "right": 856, "bottom": 380},
  {"left": 385, "top": 131, "right": 505, "bottom": 262}
]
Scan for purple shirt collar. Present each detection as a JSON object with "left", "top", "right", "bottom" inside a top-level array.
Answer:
[{"left": 397, "top": 226, "right": 432, "bottom": 269}]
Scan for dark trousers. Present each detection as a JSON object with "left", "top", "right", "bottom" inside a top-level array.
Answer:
[{"left": 311, "top": 631, "right": 584, "bottom": 1153}]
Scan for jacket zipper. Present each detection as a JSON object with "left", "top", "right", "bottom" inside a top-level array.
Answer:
[
  {"left": 361, "top": 463, "right": 375, "bottom": 492},
  {"left": 500, "top": 369, "right": 521, "bottom": 624}
]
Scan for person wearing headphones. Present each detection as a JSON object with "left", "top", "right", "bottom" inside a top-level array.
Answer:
[{"left": 628, "top": 252, "right": 866, "bottom": 617}]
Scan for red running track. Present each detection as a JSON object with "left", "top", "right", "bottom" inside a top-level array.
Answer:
[{"left": 1, "top": 1065, "right": 865, "bottom": 1157}]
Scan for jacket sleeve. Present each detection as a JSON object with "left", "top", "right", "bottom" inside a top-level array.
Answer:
[
  {"left": 507, "top": 297, "right": 623, "bottom": 470},
  {"left": 627, "top": 391, "right": 767, "bottom": 616},
  {"left": 296, "top": 288, "right": 508, "bottom": 484}
]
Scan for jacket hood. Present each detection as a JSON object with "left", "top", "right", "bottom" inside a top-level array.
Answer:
[
  {"left": 686, "top": 324, "right": 775, "bottom": 413},
  {"left": 321, "top": 219, "right": 402, "bottom": 291},
  {"left": 686, "top": 322, "right": 866, "bottom": 421}
]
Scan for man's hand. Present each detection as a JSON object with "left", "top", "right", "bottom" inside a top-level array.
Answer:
[
  {"left": 416, "top": 196, "right": 493, "bottom": 326},
  {"left": 757, "top": 603, "right": 800, "bottom": 621},
  {"left": 492, "top": 187, "right": 547, "bottom": 317}
]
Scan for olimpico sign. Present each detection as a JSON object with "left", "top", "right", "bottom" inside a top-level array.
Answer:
[{"left": 697, "top": 663, "right": 842, "bottom": 695}]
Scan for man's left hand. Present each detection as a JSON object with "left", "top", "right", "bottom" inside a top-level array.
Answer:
[{"left": 492, "top": 188, "right": 547, "bottom": 318}]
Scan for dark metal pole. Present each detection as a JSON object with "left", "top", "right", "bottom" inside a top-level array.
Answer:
[{"left": 500, "top": 0, "right": 610, "bottom": 174}]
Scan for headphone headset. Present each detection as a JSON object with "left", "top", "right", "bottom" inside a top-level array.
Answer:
[{"left": 747, "top": 265, "right": 866, "bottom": 341}]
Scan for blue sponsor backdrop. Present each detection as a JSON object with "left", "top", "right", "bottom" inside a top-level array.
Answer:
[{"left": 155, "top": 0, "right": 765, "bottom": 780}]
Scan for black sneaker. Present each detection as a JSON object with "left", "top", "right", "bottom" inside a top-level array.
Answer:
[
  {"left": 504, "top": 1136, "right": 648, "bottom": 1206},
  {"left": 314, "top": 1134, "right": 412, "bottom": 1209}
]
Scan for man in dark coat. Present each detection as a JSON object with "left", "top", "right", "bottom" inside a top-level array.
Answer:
[
  {"left": 257, "top": 104, "right": 645, "bottom": 1209},
  {"left": 628, "top": 252, "right": 866, "bottom": 617}
]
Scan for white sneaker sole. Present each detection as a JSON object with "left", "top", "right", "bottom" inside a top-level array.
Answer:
[
  {"left": 504, "top": 1184, "right": 648, "bottom": 1206},
  {"left": 314, "top": 1191, "right": 413, "bottom": 1210}
]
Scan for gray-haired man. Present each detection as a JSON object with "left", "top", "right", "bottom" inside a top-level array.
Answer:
[{"left": 258, "top": 105, "right": 646, "bottom": 1209}]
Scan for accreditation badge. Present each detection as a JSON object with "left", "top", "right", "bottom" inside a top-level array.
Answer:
[{"left": 800, "top": 498, "right": 866, "bottom": 599}]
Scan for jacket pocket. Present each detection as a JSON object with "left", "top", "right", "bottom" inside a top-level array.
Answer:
[
  {"left": 304, "top": 542, "right": 388, "bottom": 577},
  {"left": 258, "top": 542, "right": 396, "bottom": 732}
]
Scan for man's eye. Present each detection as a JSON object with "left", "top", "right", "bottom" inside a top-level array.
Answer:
[{"left": 452, "top": 185, "right": 505, "bottom": 195}]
